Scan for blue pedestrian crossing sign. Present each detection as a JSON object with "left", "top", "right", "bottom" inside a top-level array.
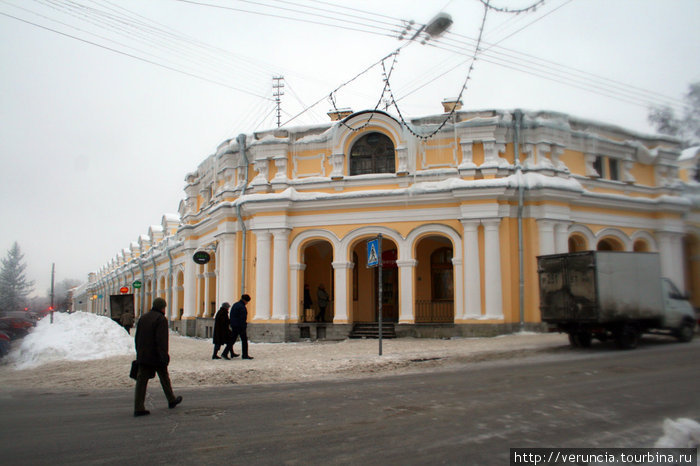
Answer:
[{"left": 367, "top": 238, "right": 380, "bottom": 268}]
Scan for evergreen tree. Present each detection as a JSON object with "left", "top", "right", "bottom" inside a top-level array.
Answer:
[{"left": 0, "top": 242, "right": 35, "bottom": 313}]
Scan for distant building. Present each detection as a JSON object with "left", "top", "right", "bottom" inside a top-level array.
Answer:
[{"left": 73, "top": 106, "right": 700, "bottom": 341}]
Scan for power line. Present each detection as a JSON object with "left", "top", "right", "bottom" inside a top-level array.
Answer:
[
  {"left": 173, "top": 0, "right": 401, "bottom": 39},
  {"left": 0, "top": 8, "right": 274, "bottom": 101}
]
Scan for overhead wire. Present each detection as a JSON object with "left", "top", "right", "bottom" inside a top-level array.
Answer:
[
  {"left": 393, "top": 0, "right": 687, "bottom": 115},
  {"left": 173, "top": 0, "right": 402, "bottom": 39},
  {"left": 0, "top": 6, "right": 273, "bottom": 101},
  {"left": 38, "top": 0, "right": 280, "bottom": 93}
]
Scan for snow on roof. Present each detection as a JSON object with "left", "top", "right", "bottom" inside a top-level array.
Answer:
[
  {"left": 234, "top": 172, "right": 585, "bottom": 207},
  {"left": 679, "top": 146, "right": 700, "bottom": 161}
]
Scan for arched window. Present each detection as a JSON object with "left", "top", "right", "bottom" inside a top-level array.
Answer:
[
  {"left": 431, "top": 247, "right": 453, "bottom": 301},
  {"left": 349, "top": 132, "right": 395, "bottom": 175}
]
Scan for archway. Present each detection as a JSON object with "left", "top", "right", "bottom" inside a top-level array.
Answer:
[
  {"left": 205, "top": 256, "right": 216, "bottom": 317},
  {"left": 597, "top": 237, "right": 624, "bottom": 251},
  {"left": 415, "top": 235, "right": 454, "bottom": 323},
  {"left": 176, "top": 270, "right": 185, "bottom": 320},
  {"left": 350, "top": 236, "right": 399, "bottom": 323},
  {"left": 633, "top": 239, "right": 651, "bottom": 252},
  {"left": 568, "top": 234, "right": 588, "bottom": 252},
  {"left": 301, "top": 239, "right": 334, "bottom": 322}
]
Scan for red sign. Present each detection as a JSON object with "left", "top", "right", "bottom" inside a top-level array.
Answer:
[{"left": 120, "top": 286, "right": 129, "bottom": 294}]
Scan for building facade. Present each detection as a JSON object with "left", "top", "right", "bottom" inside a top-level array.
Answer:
[{"left": 72, "top": 107, "right": 700, "bottom": 341}]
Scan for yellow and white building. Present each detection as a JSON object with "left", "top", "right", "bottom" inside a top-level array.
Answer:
[{"left": 73, "top": 105, "right": 700, "bottom": 341}]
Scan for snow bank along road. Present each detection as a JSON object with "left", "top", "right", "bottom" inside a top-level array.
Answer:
[{"left": 1, "top": 330, "right": 578, "bottom": 390}]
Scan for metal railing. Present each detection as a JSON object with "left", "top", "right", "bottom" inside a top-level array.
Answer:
[{"left": 415, "top": 300, "right": 454, "bottom": 323}]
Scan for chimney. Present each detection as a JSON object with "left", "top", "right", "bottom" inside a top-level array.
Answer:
[
  {"left": 441, "top": 98, "right": 463, "bottom": 113},
  {"left": 328, "top": 108, "right": 353, "bottom": 121}
]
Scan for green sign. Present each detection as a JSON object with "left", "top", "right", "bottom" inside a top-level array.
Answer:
[
  {"left": 193, "top": 251, "right": 211, "bottom": 265},
  {"left": 133, "top": 280, "right": 142, "bottom": 289}
]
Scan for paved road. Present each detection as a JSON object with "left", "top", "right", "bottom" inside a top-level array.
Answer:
[{"left": 1, "top": 339, "right": 698, "bottom": 465}]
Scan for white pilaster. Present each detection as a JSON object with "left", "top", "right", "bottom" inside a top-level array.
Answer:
[
  {"left": 254, "top": 230, "right": 272, "bottom": 320},
  {"left": 537, "top": 220, "right": 556, "bottom": 256},
  {"left": 396, "top": 259, "right": 417, "bottom": 323},
  {"left": 215, "top": 232, "right": 237, "bottom": 304},
  {"left": 461, "top": 220, "right": 481, "bottom": 318},
  {"left": 554, "top": 222, "right": 570, "bottom": 254},
  {"left": 483, "top": 219, "right": 504, "bottom": 319},
  {"left": 272, "top": 229, "right": 291, "bottom": 320},
  {"left": 671, "top": 234, "right": 686, "bottom": 293},
  {"left": 332, "top": 261, "right": 353, "bottom": 323}
]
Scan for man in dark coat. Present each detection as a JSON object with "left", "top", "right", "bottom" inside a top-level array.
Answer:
[
  {"left": 134, "top": 297, "right": 182, "bottom": 417},
  {"left": 230, "top": 294, "right": 253, "bottom": 360},
  {"left": 212, "top": 302, "right": 237, "bottom": 360}
]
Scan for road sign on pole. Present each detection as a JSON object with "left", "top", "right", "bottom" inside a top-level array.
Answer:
[
  {"left": 367, "top": 238, "right": 379, "bottom": 268},
  {"left": 367, "top": 234, "right": 383, "bottom": 356}
]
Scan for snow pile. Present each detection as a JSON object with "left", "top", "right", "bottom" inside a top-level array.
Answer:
[
  {"left": 654, "top": 418, "right": 700, "bottom": 449},
  {"left": 7, "top": 311, "right": 134, "bottom": 369}
]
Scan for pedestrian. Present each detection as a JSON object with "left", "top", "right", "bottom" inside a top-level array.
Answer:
[
  {"left": 230, "top": 294, "right": 253, "bottom": 360},
  {"left": 120, "top": 310, "right": 134, "bottom": 335},
  {"left": 316, "top": 284, "right": 329, "bottom": 322},
  {"left": 212, "top": 303, "right": 238, "bottom": 360},
  {"left": 133, "top": 297, "right": 182, "bottom": 417},
  {"left": 303, "top": 284, "right": 313, "bottom": 322}
]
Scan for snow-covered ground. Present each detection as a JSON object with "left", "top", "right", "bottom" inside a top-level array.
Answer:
[{"left": 0, "top": 311, "right": 698, "bottom": 456}]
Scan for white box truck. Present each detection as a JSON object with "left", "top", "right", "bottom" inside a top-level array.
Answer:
[{"left": 537, "top": 251, "right": 696, "bottom": 349}]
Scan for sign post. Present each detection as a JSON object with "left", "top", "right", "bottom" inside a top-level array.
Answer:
[{"left": 367, "top": 234, "right": 383, "bottom": 356}]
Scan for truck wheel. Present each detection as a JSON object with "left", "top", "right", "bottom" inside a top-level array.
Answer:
[
  {"left": 676, "top": 321, "right": 695, "bottom": 343},
  {"left": 568, "top": 333, "right": 581, "bottom": 348},
  {"left": 577, "top": 331, "right": 592, "bottom": 348},
  {"left": 614, "top": 325, "right": 639, "bottom": 350}
]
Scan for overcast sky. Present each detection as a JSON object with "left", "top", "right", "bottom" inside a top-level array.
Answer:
[{"left": 1, "top": 0, "right": 699, "bottom": 300}]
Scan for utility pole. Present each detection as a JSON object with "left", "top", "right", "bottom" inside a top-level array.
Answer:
[
  {"left": 272, "top": 76, "right": 284, "bottom": 128},
  {"left": 50, "top": 263, "right": 55, "bottom": 323}
]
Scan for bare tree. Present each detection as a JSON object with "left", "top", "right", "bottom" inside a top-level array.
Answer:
[{"left": 648, "top": 81, "right": 700, "bottom": 148}]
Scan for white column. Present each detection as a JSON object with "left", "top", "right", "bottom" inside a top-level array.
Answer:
[
  {"left": 461, "top": 220, "right": 481, "bottom": 318},
  {"left": 272, "top": 229, "right": 290, "bottom": 320},
  {"left": 183, "top": 250, "right": 197, "bottom": 318},
  {"left": 554, "top": 222, "right": 570, "bottom": 254},
  {"left": 170, "top": 277, "right": 180, "bottom": 320},
  {"left": 254, "top": 230, "right": 272, "bottom": 320},
  {"left": 332, "top": 261, "right": 353, "bottom": 323},
  {"left": 396, "top": 259, "right": 417, "bottom": 323},
  {"left": 290, "top": 263, "right": 306, "bottom": 321},
  {"left": 671, "top": 234, "right": 686, "bottom": 293},
  {"left": 537, "top": 220, "right": 556, "bottom": 256},
  {"left": 218, "top": 232, "right": 237, "bottom": 304},
  {"left": 483, "top": 219, "right": 504, "bottom": 319},
  {"left": 657, "top": 232, "right": 676, "bottom": 287}
]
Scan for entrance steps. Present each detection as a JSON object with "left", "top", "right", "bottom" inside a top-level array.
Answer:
[{"left": 349, "top": 322, "right": 396, "bottom": 339}]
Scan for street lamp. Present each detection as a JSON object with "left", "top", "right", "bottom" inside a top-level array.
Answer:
[{"left": 409, "top": 12, "right": 453, "bottom": 42}]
